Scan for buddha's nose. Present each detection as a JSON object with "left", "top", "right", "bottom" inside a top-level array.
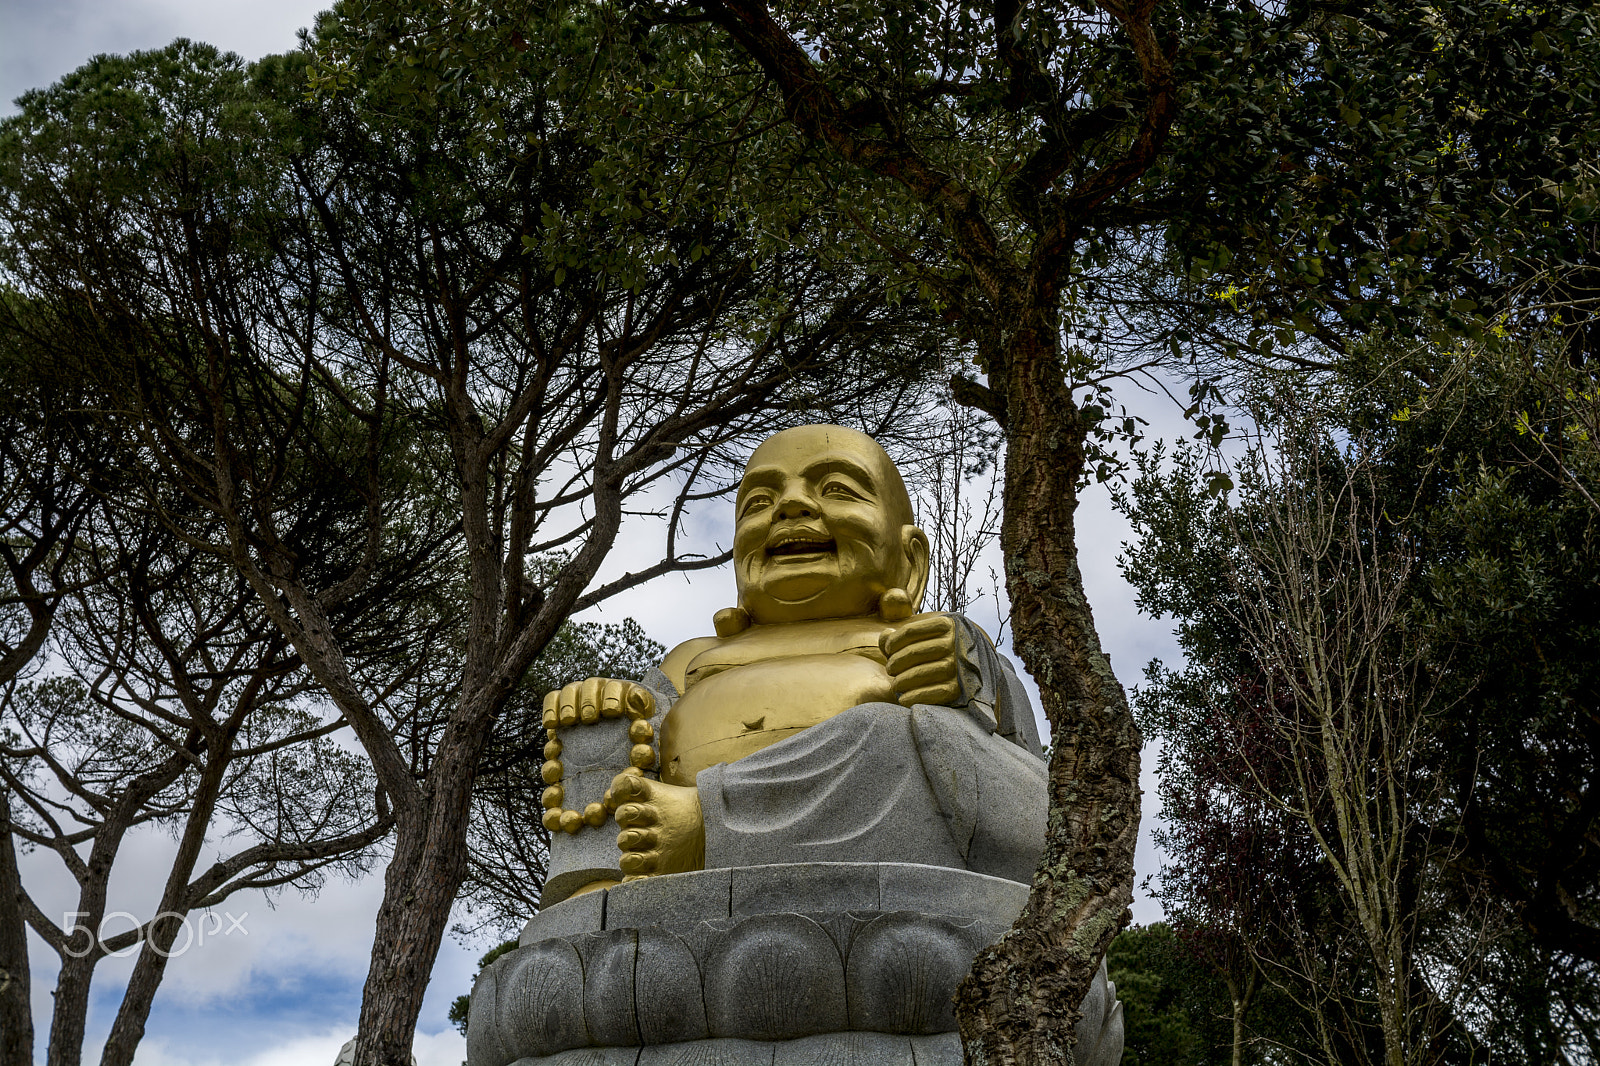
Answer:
[{"left": 775, "top": 488, "right": 817, "bottom": 519}]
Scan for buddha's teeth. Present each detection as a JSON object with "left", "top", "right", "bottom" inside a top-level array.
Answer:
[{"left": 767, "top": 537, "right": 836, "bottom": 556}]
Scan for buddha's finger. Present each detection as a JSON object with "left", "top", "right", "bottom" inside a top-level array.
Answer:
[
  {"left": 894, "top": 659, "right": 956, "bottom": 690},
  {"left": 601, "top": 679, "right": 628, "bottom": 718},
  {"left": 625, "top": 684, "right": 655, "bottom": 719},
  {"left": 619, "top": 851, "right": 654, "bottom": 876},
  {"left": 615, "top": 803, "right": 654, "bottom": 828},
  {"left": 542, "top": 690, "right": 560, "bottom": 731},
  {"left": 897, "top": 679, "right": 961, "bottom": 708},
  {"left": 608, "top": 774, "right": 649, "bottom": 810},
  {"left": 886, "top": 638, "right": 955, "bottom": 677},
  {"left": 578, "top": 677, "right": 603, "bottom": 724},
  {"left": 881, "top": 615, "right": 953, "bottom": 657},
  {"left": 618, "top": 828, "right": 658, "bottom": 851},
  {"left": 558, "top": 682, "right": 582, "bottom": 727}
]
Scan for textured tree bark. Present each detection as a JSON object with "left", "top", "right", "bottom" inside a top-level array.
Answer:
[
  {"left": 351, "top": 718, "right": 490, "bottom": 1066},
  {"left": 951, "top": 318, "right": 1142, "bottom": 1065},
  {"left": 46, "top": 914, "right": 99, "bottom": 1066},
  {"left": 0, "top": 794, "right": 32, "bottom": 1066}
]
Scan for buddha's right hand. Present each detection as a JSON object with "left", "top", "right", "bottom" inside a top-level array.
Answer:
[{"left": 542, "top": 677, "right": 656, "bottom": 729}]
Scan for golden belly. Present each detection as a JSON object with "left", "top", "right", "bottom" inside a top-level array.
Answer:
[{"left": 658, "top": 654, "right": 896, "bottom": 786}]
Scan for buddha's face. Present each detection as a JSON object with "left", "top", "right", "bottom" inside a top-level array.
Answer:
[{"left": 734, "top": 425, "right": 928, "bottom": 624}]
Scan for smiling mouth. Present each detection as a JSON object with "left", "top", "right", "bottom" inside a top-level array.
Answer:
[{"left": 766, "top": 536, "right": 837, "bottom": 557}]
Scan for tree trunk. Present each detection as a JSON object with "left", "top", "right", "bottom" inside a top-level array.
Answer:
[
  {"left": 40, "top": 755, "right": 186, "bottom": 1066},
  {"left": 1232, "top": 996, "right": 1245, "bottom": 1066},
  {"left": 46, "top": 825, "right": 133, "bottom": 1066},
  {"left": 46, "top": 953, "right": 96, "bottom": 1066},
  {"left": 0, "top": 793, "right": 32, "bottom": 1066},
  {"left": 953, "top": 317, "right": 1142, "bottom": 1064},
  {"left": 98, "top": 749, "right": 232, "bottom": 1066},
  {"left": 350, "top": 717, "right": 489, "bottom": 1065},
  {"left": 1226, "top": 968, "right": 1256, "bottom": 1066}
]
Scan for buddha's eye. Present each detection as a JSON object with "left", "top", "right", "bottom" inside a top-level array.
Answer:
[
  {"left": 739, "top": 493, "right": 773, "bottom": 517},
  {"left": 821, "top": 479, "right": 864, "bottom": 501}
]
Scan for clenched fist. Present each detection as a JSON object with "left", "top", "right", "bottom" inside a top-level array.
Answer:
[{"left": 880, "top": 613, "right": 968, "bottom": 708}]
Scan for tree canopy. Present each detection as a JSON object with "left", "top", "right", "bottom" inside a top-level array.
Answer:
[
  {"left": 5, "top": 0, "right": 1600, "bottom": 1062},
  {"left": 0, "top": 27, "right": 949, "bottom": 1066}
]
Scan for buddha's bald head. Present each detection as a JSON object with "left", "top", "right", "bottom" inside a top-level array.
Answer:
[{"left": 733, "top": 425, "right": 929, "bottom": 624}]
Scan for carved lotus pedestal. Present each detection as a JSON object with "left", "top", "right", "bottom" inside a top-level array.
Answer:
[{"left": 465, "top": 862, "right": 1123, "bottom": 1066}]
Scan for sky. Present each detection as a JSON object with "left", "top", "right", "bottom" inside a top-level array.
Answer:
[{"left": 2, "top": 2, "right": 1190, "bottom": 1063}]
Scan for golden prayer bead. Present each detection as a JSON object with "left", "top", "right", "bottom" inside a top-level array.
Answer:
[
  {"left": 628, "top": 719, "right": 653, "bottom": 743},
  {"left": 582, "top": 802, "right": 606, "bottom": 827},
  {"left": 560, "top": 809, "right": 582, "bottom": 834},
  {"left": 541, "top": 760, "right": 563, "bottom": 784},
  {"left": 543, "top": 738, "right": 562, "bottom": 760},
  {"left": 541, "top": 808, "right": 563, "bottom": 832},
  {"left": 541, "top": 785, "right": 563, "bottom": 809},
  {"left": 629, "top": 743, "right": 655, "bottom": 769}
]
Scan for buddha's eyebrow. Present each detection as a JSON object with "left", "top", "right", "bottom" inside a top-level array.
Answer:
[
  {"left": 802, "top": 456, "right": 879, "bottom": 490},
  {"left": 736, "top": 466, "right": 785, "bottom": 499},
  {"left": 736, "top": 467, "right": 787, "bottom": 492}
]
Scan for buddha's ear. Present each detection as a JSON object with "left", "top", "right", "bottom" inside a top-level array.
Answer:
[{"left": 900, "top": 525, "right": 931, "bottom": 613}]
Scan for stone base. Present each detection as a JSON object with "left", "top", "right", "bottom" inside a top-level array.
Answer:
[
  {"left": 467, "top": 863, "right": 1122, "bottom": 1066},
  {"left": 510, "top": 1030, "right": 957, "bottom": 1065}
]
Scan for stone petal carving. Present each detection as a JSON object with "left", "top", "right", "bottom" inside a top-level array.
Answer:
[
  {"left": 1076, "top": 964, "right": 1125, "bottom": 1066},
  {"left": 576, "top": 929, "right": 639, "bottom": 1048},
  {"left": 524, "top": 1049, "right": 642, "bottom": 1066},
  {"left": 703, "top": 913, "right": 847, "bottom": 1041},
  {"left": 636, "top": 927, "right": 709, "bottom": 1045},
  {"left": 771, "top": 1030, "right": 916, "bottom": 1066},
  {"left": 495, "top": 936, "right": 587, "bottom": 1060},
  {"left": 470, "top": 864, "right": 1123, "bottom": 1066},
  {"left": 637, "top": 1037, "right": 776, "bottom": 1066},
  {"left": 844, "top": 912, "right": 972, "bottom": 1034},
  {"left": 464, "top": 964, "right": 509, "bottom": 1066}
]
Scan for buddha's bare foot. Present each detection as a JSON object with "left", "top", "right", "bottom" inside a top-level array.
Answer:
[{"left": 606, "top": 772, "right": 704, "bottom": 879}]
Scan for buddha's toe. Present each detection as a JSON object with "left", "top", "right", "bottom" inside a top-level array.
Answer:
[
  {"left": 607, "top": 772, "right": 650, "bottom": 811},
  {"left": 601, "top": 773, "right": 704, "bottom": 879}
]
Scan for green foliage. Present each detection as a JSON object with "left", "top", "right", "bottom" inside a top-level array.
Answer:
[
  {"left": 1157, "top": 0, "right": 1600, "bottom": 351},
  {"left": 1108, "top": 925, "right": 1208, "bottom": 1066}
]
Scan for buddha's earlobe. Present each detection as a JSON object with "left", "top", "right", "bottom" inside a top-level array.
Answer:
[
  {"left": 901, "top": 525, "right": 930, "bottom": 612},
  {"left": 714, "top": 606, "right": 752, "bottom": 637},
  {"left": 878, "top": 588, "right": 914, "bottom": 622}
]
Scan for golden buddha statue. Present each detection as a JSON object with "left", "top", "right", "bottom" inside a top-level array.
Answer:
[{"left": 540, "top": 425, "right": 1045, "bottom": 901}]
